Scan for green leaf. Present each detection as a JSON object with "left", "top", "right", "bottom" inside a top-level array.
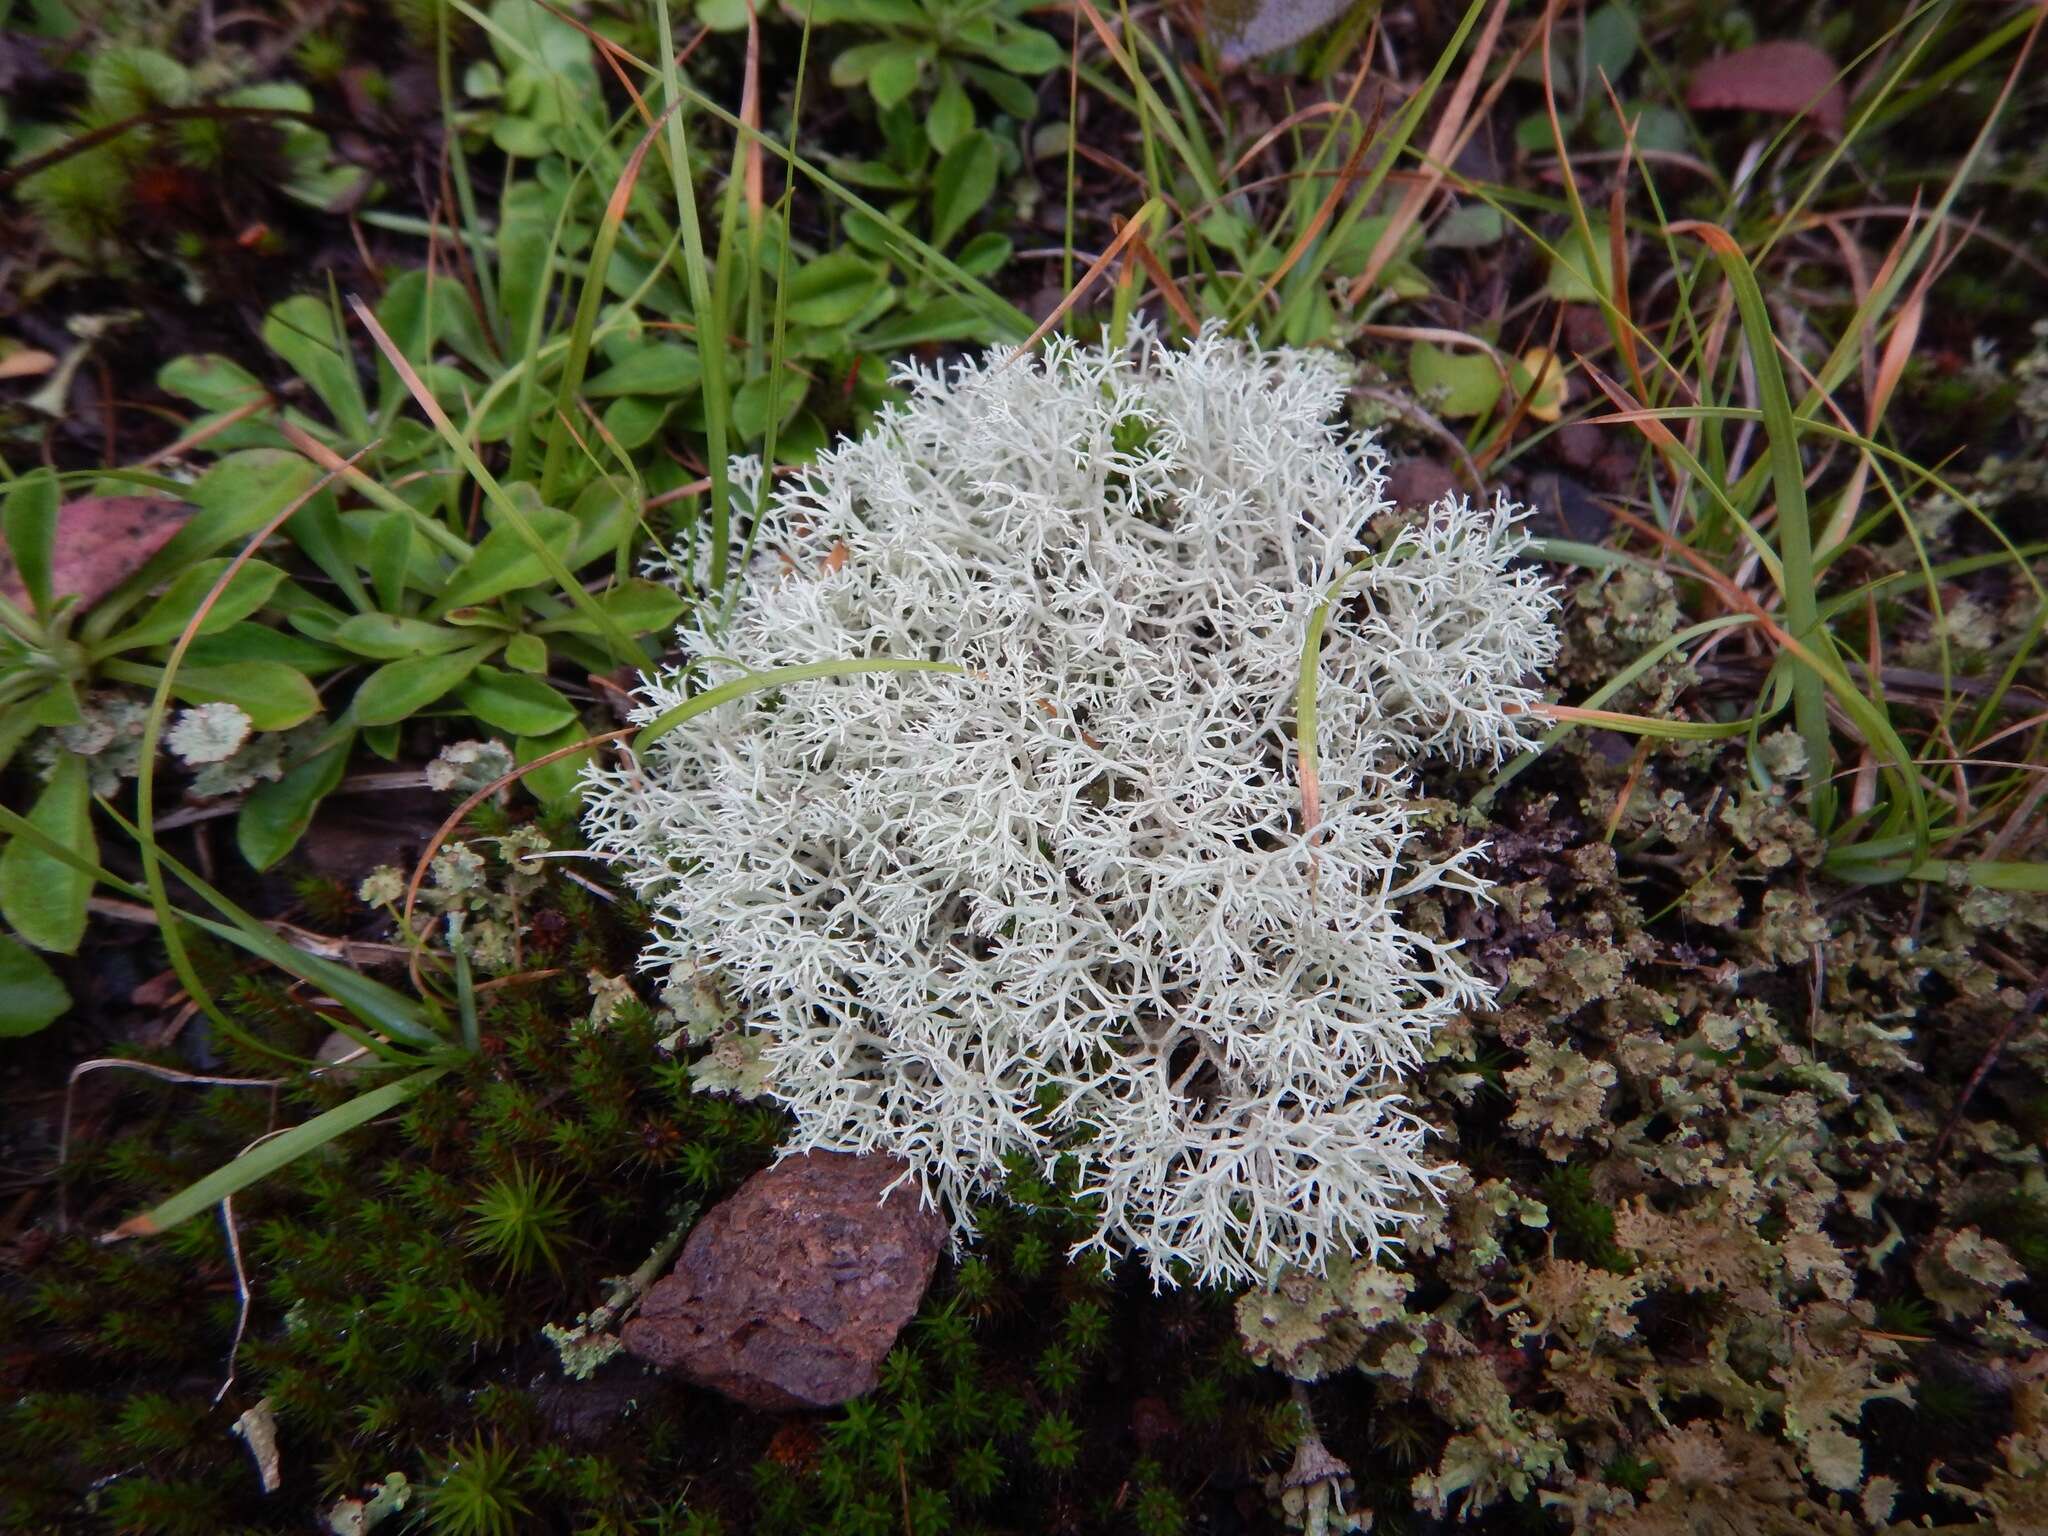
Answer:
[
  {"left": 186, "top": 620, "right": 351, "bottom": 675},
  {"left": 928, "top": 69, "right": 974, "bottom": 153},
  {"left": 858, "top": 295, "right": 1003, "bottom": 350},
  {"left": 1409, "top": 342, "right": 1502, "bottom": 418},
  {"left": 432, "top": 507, "right": 579, "bottom": 614},
  {"left": 1582, "top": 4, "right": 1640, "bottom": 91},
  {"left": 98, "top": 558, "right": 286, "bottom": 651},
  {"left": 831, "top": 40, "right": 903, "bottom": 88},
  {"left": 600, "top": 396, "right": 670, "bottom": 452},
  {"left": 733, "top": 372, "right": 806, "bottom": 442},
  {"left": 168, "top": 662, "right": 322, "bottom": 731},
  {"left": 584, "top": 344, "right": 702, "bottom": 399},
  {"left": 502, "top": 632, "right": 549, "bottom": 674},
  {"left": 971, "top": 25, "right": 1062, "bottom": 75},
  {"left": 456, "top": 665, "right": 577, "bottom": 735},
  {"left": 263, "top": 295, "right": 370, "bottom": 443},
  {"left": 0, "top": 752, "right": 93, "bottom": 954},
  {"left": 536, "top": 579, "right": 684, "bottom": 638},
  {"left": 0, "top": 931, "right": 70, "bottom": 1036},
  {"left": 696, "top": 0, "right": 750, "bottom": 29},
  {"left": 1429, "top": 203, "right": 1505, "bottom": 249},
  {"left": 239, "top": 731, "right": 353, "bottom": 871},
  {"left": 282, "top": 487, "right": 372, "bottom": 613},
  {"left": 157, "top": 352, "right": 269, "bottom": 416},
  {"left": 353, "top": 645, "right": 494, "bottom": 726},
  {"left": 931, "top": 130, "right": 999, "bottom": 250},
  {"left": 2, "top": 471, "right": 60, "bottom": 620},
  {"left": 568, "top": 481, "right": 639, "bottom": 568},
  {"left": 1546, "top": 221, "right": 1615, "bottom": 303},
  {"left": 516, "top": 722, "right": 593, "bottom": 810},
  {"left": 110, "top": 1067, "right": 450, "bottom": 1238},
  {"left": 98, "top": 451, "right": 322, "bottom": 616},
  {"left": 852, "top": 41, "right": 926, "bottom": 107},
  {"left": 375, "top": 266, "right": 493, "bottom": 378},
  {"left": 783, "top": 252, "right": 889, "bottom": 328},
  {"left": 367, "top": 511, "right": 411, "bottom": 613},
  {"left": 29, "top": 681, "right": 81, "bottom": 727},
  {"left": 956, "top": 231, "right": 1012, "bottom": 279},
  {"left": 961, "top": 62, "right": 1038, "bottom": 119},
  {"left": 331, "top": 613, "right": 476, "bottom": 660}
]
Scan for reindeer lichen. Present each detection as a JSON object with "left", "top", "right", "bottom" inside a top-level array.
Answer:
[{"left": 584, "top": 328, "right": 1560, "bottom": 1286}]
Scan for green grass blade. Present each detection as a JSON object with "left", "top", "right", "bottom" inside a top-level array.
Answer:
[
  {"left": 348, "top": 296, "right": 642, "bottom": 665},
  {"left": 1677, "top": 223, "right": 1834, "bottom": 824},
  {"left": 651, "top": 0, "right": 737, "bottom": 590},
  {"left": 634, "top": 659, "right": 967, "bottom": 754},
  {"left": 107, "top": 1066, "right": 451, "bottom": 1240}
]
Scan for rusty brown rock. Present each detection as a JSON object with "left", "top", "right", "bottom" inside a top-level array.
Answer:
[{"left": 622, "top": 1151, "right": 945, "bottom": 1411}]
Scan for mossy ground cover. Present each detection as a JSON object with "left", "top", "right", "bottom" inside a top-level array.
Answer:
[{"left": 4, "top": 1, "right": 2048, "bottom": 1532}]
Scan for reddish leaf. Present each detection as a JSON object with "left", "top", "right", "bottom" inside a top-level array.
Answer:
[
  {"left": 0, "top": 496, "right": 193, "bottom": 613},
  {"left": 1687, "top": 40, "right": 1846, "bottom": 138},
  {"left": 1204, "top": 0, "right": 1356, "bottom": 67}
]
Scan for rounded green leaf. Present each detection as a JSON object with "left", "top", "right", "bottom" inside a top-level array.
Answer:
[
  {"left": 928, "top": 70, "right": 974, "bottom": 153},
  {"left": 0, "top": 752, "right": 93, "bottom": 954},
  {"left": 432, "top": 508, "right": 578, "bottom": 614},
  {"left": 866, "top": 43, "right": 927, "bottom": 109},
  {"left": 732, "top": 373, "right": 807, "bottom": 442},
  {"left": 239, "top": 732, "right": 353, "bottom": 872},
  {"left": 932, "top": 131, "right": 999, "bottom": 250},
  {"left": 535, "top": 578, "right": 684, "bottom": 639},
  {"left": 171, "top": 662, "right": 323, "bottom": 731},
  {"left": 353, "top": 646, "right": 493, "bottom": 727},
  {"left": 0, "top": 932, "right": 70, "bottom": 1036},
  {"left": 830, "top": 40, "right": 901, "bottom": 89},
  {"left": 1409, "top": 342, "right": 1503, "bottom": 419},
  {"left": 517, "top": 722, "right": 593, "bottom": 810},
  {"left": 157, "top": 353, "right": 268, "bottom": 416},
  {"left": 956, "top": 231, "right": 1013, "bottom": 279},
  {"left": 332, "top": 613, "right": 475, "bottom": 660},
  {"left": 973, "top": 25, "right": 1062, "bottom": 76},
  {"left": 502, "top": 632, "right": 550, "bottom": 674},
  {"left": 456, "top": 665, "right": 577, "bottom": 736},
  {"left": 2, "top": 471, "right": 59, "bottom": 620},
  {"left": 599, "top": 396, "right": 671, "bottom": 452},
  {"left": 1546, "top": 222, "right": 1616, "bottom": 303},
  {"left": 99, "top": 559, "right": 287, "bottom": 651},
  {"left": 783, "top": 252, "right": 889, "bottom": 329},
  {"left": 584, "top": 344, "right": 702, "bottom": 399},
  {"left": 187, "top": 621, "right": 352, "bottom": 675}
]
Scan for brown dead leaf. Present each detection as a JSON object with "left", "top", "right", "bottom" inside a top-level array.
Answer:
[
  {"left": 0, "top": 495, "right": 194, "bottom": 613},
  {"left": 1687, "top": 40, "right": 1846, "bottom": 138},
  {"left": 0, "top": 348, "right": 57, "bottom": 380},
  {"left": 231, "top": 1396, "right": 283, "bottom": 1493}
]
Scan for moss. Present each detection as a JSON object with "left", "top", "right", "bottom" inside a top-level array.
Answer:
[{"left": 2, "top": 826, "right": 1277, "bottom": 1534}]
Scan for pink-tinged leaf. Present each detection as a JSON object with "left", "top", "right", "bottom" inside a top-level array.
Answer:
[
  {"left": 1687, "top": 41, "right": 1846, "bottom": 138},
  {"left": 0, "top": 496, "right": 194, "bottom": 612},
  {"left": 1203, "top": 0, "right": 1356, "bottom": 67}
]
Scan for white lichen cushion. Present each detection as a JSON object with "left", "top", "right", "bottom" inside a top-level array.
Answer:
[{"left": 583, "top": 328, "right": 1560, "bottom": 1287}]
